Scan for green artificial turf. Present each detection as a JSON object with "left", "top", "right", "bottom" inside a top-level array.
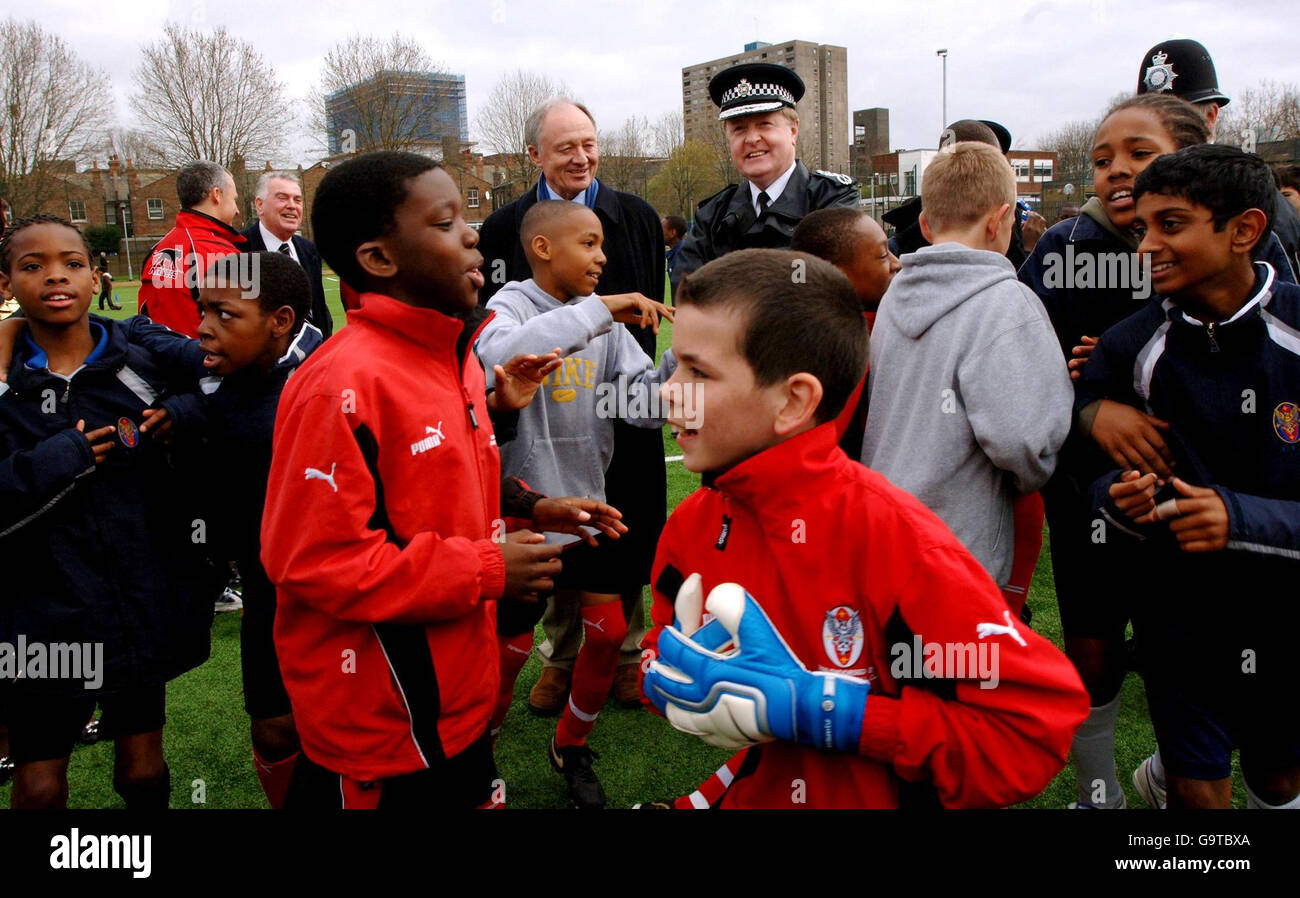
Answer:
[{"left": 1, "top": 276, "right": 1248, "bottom": 809}]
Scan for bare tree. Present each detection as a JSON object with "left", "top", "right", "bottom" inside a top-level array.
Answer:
[
  {"left": 129, "top": 23, "right": 287, "bottom": 168},
  {"left": 0, "top": 18, "right": 113, "bottom": 216},
  {"left": 1036, "top": 118, "right": 1098, "bottom": 193},
  {"left": 474, "top": 69, "right": 570, "bottom": 194},
  {"left": 598, "top": 115, "right": 653, "bottom": 195},
  {"left": 1219, "top": 80, "right": 1300, "bottom": 148},
  {"left": 104, "top": 128, "right": 168, "bottom": 168},
  {"left": 651, "top": 110, "right": 683, "bottom": 159},
  {"left": 309, "top": 34, "right": 453, "bottom": 156}
]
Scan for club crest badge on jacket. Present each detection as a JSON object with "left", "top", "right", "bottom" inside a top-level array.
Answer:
[{"left": 823, "top": 606, "right": 863, "bottom": 668}]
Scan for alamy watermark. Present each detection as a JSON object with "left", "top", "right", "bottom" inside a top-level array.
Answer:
[
  {"left": 146, "top": 248, "right": 261, "bottom": 299},
  {"left": 1038, "top": 246, "right": 1152, "bottom": 300},
  {"left": 1, "top": 636, "right": 104, "bottom": 688}
]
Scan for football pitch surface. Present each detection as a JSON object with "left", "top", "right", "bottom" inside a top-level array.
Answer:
[{"left": 1, "top": 277, "right": 1248, "bottom": 809}]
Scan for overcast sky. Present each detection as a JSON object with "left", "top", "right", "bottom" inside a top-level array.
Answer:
[{"left": 30, "top": 0, "right": 1300, "bottom": 166}]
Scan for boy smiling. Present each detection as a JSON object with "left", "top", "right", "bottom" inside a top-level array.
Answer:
[
  {"left": 1077, "top": 145, "right": 1300, "bottom": 810},
  {"left": 642, "top": 248, "right": 1088, "bottom": 808}
]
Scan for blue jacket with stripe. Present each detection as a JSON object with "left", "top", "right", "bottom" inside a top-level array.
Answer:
[
  {"left": 1076, "top": 263, "right": 1300, "bottom": 682},
  {"left": 0, "top": 315, "right": 221, "bottom": 695}
]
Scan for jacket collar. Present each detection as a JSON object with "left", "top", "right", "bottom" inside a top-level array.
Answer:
[
  {"left": 723, "top": 161, "right": 810, "bottom": 230},
  {"left": 703, "top": 419, "right": 844, "bottom": 511},
  {"left": 7, "top": 315, "right": 129, "bottom": 390},
  {"left": 174, "top": 208, "right": 247, "bottom": 244},
  {"left": 349, "top": 292, "right": 491, "bottom": 356},
  {"left": 1166, "top": 261, "right": 1276, "bottom": 328}
]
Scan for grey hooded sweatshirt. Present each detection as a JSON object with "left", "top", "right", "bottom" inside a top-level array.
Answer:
[
  {"left": 861, "top": 242, "right": 1071, "bottom": 586},
  {"left": 476, "top": 279, "right": 675, "bottom": 543}
]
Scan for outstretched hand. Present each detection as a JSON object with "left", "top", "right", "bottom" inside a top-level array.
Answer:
[
  {"left": 531, "top": 496, "right": 627, "bottom": 546},
  {"left": 491, "top": 348, "right": 563, "bottom": 412}
]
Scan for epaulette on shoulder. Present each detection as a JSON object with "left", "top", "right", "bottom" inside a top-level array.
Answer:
[{"left": 812, "top": 170, "right": 855, "bottom": 186}]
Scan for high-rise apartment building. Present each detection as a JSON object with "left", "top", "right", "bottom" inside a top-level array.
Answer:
[{"left": 326, "top": 71, "right": 468, "bottom": 156}]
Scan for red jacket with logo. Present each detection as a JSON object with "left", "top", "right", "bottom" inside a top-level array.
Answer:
[
  {"left": 138, "top": 209, "right": 245, "bottom": 337},
  {"left": 261, "top": 293, "right": 505, "bottom": 781},
  {"left": 642, "top": 422, "right": 1088, "bottom": 808}
]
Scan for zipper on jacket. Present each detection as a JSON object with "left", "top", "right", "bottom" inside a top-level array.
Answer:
[
  {"left": 715, "top": 512, "right": 732, "bottom": 551},
  {"left": 467, "top": 399, "right": 479, "bottom": 430},
  {"left": 1206, "top": 322, "right": 1221, "bottom": 353}
]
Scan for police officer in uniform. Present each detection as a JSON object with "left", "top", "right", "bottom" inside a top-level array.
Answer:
[
  {"left": 670, "top": 63, "right": 858, "bottom": 291},
  {"left": 1136, "top": 37, "right": 1300, "bottom": 276}
]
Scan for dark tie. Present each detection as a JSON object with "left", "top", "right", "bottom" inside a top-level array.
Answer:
[
  {"left": 757, "top": 191, "right": 771, "bottom": 218},
  {"left": 278, "top": 242, "right": 292, "bottom": 256}
]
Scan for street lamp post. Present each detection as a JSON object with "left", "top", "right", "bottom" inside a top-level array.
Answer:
[
  {"left": 936, "top": 49, "right": 949, "bottom": 133},
  {"left": 119, "top": 201, "right": 134, "bottom": 281}
]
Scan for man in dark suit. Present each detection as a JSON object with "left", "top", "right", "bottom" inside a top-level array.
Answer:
[
  {"left": 241, "top": 172, "right": 333, "bottom": 338},
  {"left": 478, "top": 98, "right": 665, "bottom": 718}
]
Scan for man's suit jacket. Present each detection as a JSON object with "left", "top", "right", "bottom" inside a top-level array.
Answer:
[{"left": 240, "top": 223, "right": 333, "bottom": 339}]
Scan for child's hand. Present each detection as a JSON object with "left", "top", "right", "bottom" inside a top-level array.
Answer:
[
  {"left": 1089, "top": 399, "right": 1175, "bottom": 479},
  {"left": 1022, "top": 211, "right": 1048, "bottom": 253},
  {"left": 76, "top": 419, "right": 116, "bottom": 465},
  {"left": 500, "top": 529, "right": 564, "bottom": 600},
  {"left": 491, "top": 348, "right": 562, "bottom": 412},
  {"left": 531, "top": 497, "right": 627, "bottom": 546},
  {"left": 1139, "top": 477, "right": 1230, "bottom": 553},
  {"left": 1067, "top": 335, "right": 1098, "bottom": 381},
  {"left": 600, "top": 293, "right": 674, "bottom": 333},
  {"left": 0, "top": 317, "right": 27, "bottom": 383},
  {"left": 1108, "top": 470, "right": 1158, "bottom": 521},
  {"left": 139, "top": 407, "right": 173, "bottom": 442}
]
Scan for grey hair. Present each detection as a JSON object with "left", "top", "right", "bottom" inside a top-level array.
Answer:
[
  {"left": 256, "top": 171, "right": 303, "bottom": 200},
  {"left": 176, "top": 160, "right": 232, "bottom": 208},
  {"left": 524, "top": 97, "right": 596, "bottom": 150}
]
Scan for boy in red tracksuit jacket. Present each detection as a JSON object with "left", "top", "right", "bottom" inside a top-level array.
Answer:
[
  {"left": 260, "top": 152, "right": 566, "bottom": 809},
  {"left": 640, "top": 249, "right": 1089, "bottom": 808},
  {"left": 137, "top": 162, "right": 245, "bottom": 337}
]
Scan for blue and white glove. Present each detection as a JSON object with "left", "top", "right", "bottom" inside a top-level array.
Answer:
[{"left": 644, "top": 576, "right": 869, "bottom": 753}]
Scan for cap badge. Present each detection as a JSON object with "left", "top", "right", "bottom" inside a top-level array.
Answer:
[{"left": 1144, "top": 51, "right": 1177, "bottom": 93}]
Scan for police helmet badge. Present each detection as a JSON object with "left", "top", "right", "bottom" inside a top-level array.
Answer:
[
  {"left": 1144, "top": 50, "right": 1178, "bottom": 93},
  {"left": 822, "top": 606, "right": 863, "bottom": 669}
]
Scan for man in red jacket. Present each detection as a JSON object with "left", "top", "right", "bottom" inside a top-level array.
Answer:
[
  {"left": 641, "top": 249, "right": 1089, "bottom": 808},
  {"left": 138, "top": 160, "right": 244, "bottom": 336}
]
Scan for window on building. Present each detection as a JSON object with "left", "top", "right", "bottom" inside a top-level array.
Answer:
[
  {"left": 1033, "top": 160, "right": 1053, "bottom": 179},
  {"left": 904, "top": 171, "right": 916, "bottom": 195},
  {"left": 468, "top": 188, "right": 479, "bottom": 208},
  {"left": 147, "top": 198, "right": 164, "bottom": 220},
  {"left": 68, "top": 200, "right": 86, "bottom": 222},
  {"left": 1012, "top": 160, "right": 1031, "bottom": 182}
]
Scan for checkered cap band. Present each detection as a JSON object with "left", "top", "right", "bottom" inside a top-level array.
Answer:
[{"left": 720, "top": 81, "right": 795, "bottom": 108}]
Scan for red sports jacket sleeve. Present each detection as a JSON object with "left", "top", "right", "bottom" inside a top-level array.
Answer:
[
  {"left": 261, "top": 389, "right": 505, "bottom": 624},
  {"left": 858, "top": 542, "right": 1089, "bottom": 808}
]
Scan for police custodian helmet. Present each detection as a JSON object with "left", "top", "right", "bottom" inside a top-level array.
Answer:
[
  {"left": 1136, "top": 38, "right": 1231, "bottom": 107},
  {"left": 708, "top": 63, "right": 806, "bottom": 121}
]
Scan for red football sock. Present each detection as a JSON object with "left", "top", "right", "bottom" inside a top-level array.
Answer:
[
  {"left": 555, "top": 602, "right": 626, "bottom": 748},
  {"left": 253, "top": 747, "right": 299, "bottom": 810},
  {"left": 673, "top": 750, "right": 750, "bottom": 809},
  {"left": 1002, "top": 491, "right": 1045, "bottom": 617},
  {"left": 491, "top": 632, "right": 534, "bottom": 739}
]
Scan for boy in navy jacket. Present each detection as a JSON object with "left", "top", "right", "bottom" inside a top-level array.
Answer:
[
  {"left": 0, "top": 215, "right": 218, "bottom": 808},
  {"left": 1078, "top": 146, "right": 1300, "bottom": 809}
]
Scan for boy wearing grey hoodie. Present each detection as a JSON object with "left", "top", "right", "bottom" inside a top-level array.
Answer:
[
  {"left": 475, "top": 200, "right": 675, "bottom": 809},
  {"left": 862, "top": 143, "right": 1071, "bottom": 590}
]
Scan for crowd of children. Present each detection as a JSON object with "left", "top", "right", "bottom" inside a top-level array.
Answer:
[{"left": 0, "top": 80, "right": 1296, "bottom": 811}]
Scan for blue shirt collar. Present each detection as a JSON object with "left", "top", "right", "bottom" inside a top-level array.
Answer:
[
  {"left": 24, "top": 321, "right": 109, "bottom": 372},
  {"left": 537, "top": 177, "right": 599, "bottom": 209}
]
